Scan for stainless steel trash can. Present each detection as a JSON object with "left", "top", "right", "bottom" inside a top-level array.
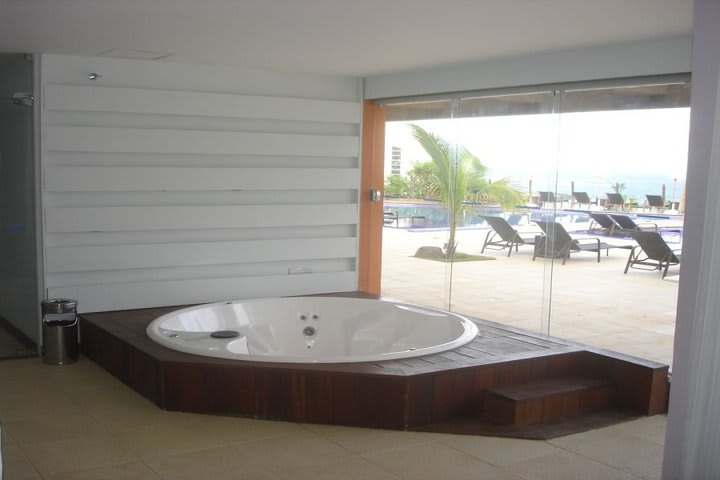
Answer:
[{"left": 41, "top": 298, "right": 79, "bottom": 365}]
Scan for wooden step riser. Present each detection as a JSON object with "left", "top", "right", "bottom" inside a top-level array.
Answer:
[{"left": 484, "top": 384, "right": 614, "bottom": 426}]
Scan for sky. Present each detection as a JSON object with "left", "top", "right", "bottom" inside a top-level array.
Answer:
[{"left": 385, "top": 107, "right": 690, "bottom": 202}]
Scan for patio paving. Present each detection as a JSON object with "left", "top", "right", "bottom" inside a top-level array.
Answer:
[{"left": 380, "top": 221, "right": 679, "bottom": 368}]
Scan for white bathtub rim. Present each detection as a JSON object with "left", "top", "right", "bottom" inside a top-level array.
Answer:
[{"left": 146, "top": 297, "right": 479, "bottom": 364}]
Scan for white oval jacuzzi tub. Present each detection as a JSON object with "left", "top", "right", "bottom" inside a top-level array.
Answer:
[{"left": 146, "top": 297, "right": 479, "bottom": 363}]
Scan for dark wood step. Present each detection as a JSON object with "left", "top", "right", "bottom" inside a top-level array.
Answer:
[{"left": 484, "top": 377, "right": 614, "bottom": 426}]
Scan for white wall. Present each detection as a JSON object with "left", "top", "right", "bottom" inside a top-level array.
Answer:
[
  {"left": 364, "top": 36, "right": 692, "bottom": 99},
  {"left": 40, "top": 54, "right": 362, "bottom": 313},
  {"left": 663, "top": 1, "right": 720, "bottom": 477}
]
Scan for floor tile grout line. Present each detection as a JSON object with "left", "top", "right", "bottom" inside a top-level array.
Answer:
[
  {"left": 358, "top": 436, "right": 501, "bottom": 470},
  {"left": 142, "top": 458, "right": 175, "bottom": 480},
  {"left": 438, "top": 434, "right": 569, "bottom": 470},
  {"left": 310, "top": 426, "right": 446, "bottom": 457},
  {"left": 5, "top": 432, "right": 45, "bottom": 480},
  {"left": 546, "top": 437, "right": 658, "bottom": 478}
]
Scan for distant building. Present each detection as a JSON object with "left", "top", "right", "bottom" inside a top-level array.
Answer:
[{"left": 391, "top": 146, "right": 401, "bottom": 175}]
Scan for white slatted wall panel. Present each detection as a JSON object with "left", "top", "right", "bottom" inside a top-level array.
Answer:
[{"left": 41, "top": 54, "right": 362, "bottom": 313}]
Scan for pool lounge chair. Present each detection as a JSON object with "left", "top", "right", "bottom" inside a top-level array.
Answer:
[
  {"left": 384, "top": 211, "right": 427, "bottom": 228},
  {"left": 609, "top": 214, "right": 658, "bottom": 234},
  {"left": 480, "top": 215, "right": 538, "bottom": 257},
  {"left": 646, "top": 194, "right": 665, "bottom": 210},
  {"left": 538, "top": 191, "right": 556, "bottom": 208},
  {"left": 605, "top": 193, "right": 625, "bottom": 211},
  {"left": 572, "top": 191, "right": 592, "bottom": 206},
  {"left": 624, "top": 230, "right": 681, "bottom": 278},
  {"left": 589, "top": 213, "right": 618, "bottom": 236},
  {"left": 533, "top": 221, "right": 612, "bottom": 264}
]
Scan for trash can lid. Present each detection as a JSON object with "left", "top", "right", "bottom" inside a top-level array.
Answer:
[{"left": 42, "top": 298, "right": 78, "bottom": 314}]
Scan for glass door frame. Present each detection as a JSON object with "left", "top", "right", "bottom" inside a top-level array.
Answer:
[{"left": 364, "top": 74, "right": 690, "bottom": 339}]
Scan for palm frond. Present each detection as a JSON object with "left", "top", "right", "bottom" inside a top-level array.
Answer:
[{"left": 408, "top": 124, "right": 526, "bottom": 257}]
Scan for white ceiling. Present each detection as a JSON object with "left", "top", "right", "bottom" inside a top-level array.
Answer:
[{"left": 0, "top": 0, "right": 693, "bottom": 77}]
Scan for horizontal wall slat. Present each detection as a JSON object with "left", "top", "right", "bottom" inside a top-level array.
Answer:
[
  {"left": 44, "top": 111, "right": 359, "bottom": 137},
  {"left": 48, "top": 271, "right": 358, "bottom": 314},
  {"left": 44, "top": 151, "right": 358, "bottom": 169},
  {"left": 45, "top": 84, "right": 361, "bottom": 123},
  {"left": 46, "top": 237, "right": 357, "bottom": 272},
  {"left": 45, "top": 204, "right": 358, "bottom": 233},
  {"left": 44, "top": 225, "right": 356, "bottom": 247},
  {"left": 45, "top": 126, "right": 359, "bottom": 157},
  {"left": 44, "top": 166, "right": 359, "bottom": 192},
  {"left": 45, "top": 190, "right": 358, "bottom": 208},
  {"left": 46, "top": 259, "right": 354, "bottom": 287}
]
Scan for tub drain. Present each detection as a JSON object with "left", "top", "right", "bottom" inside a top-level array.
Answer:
[{"left": 210, "top": 330, "right": 241, "bottom": 339}]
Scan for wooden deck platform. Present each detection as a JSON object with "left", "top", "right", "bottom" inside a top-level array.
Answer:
[{"left": 79, "top": 298, "right": 669, "bottom": 438}]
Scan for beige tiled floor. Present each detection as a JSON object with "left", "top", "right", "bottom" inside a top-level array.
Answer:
[
  {"left": 381, "top": 223, "right": 680, "bottom": 367},
  {"left": 0, "top": 326, "right": 36, "bottom": 361},
  {"left": 1, "top": 357, "right": 666, "bottom": 480}
]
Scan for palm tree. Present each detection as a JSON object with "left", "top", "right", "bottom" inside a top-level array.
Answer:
[
  {"left": 409, "top": 124, "right": 525, "bottom": 258},
  {"left": 611, "top": 182, "right": 626, "bottom": 194}
]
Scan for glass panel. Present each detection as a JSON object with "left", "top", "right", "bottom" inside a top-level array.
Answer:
[
  {"left": 0, "top": 54, "right": 38, "bottom": 353},
  {"left": 379, "top": 78, "right": 689, "bottom": 368},
  {"left": 386, "top": 99, "right": 454, "bottom": 122},
  {"left": 382, "top": 100, "right": 457, "bottom": 311},
  {"left": 452, "top": 92, "right": 559, "bottom": 333},
  {"left": 382, "top": 92, "right": 560, "bottom": 333},
  {"left": 549, "top": 83, "right": 689, "bottom": 367},
  {"left": 561, "top": 83, "right": 691, "bottom": 112}
]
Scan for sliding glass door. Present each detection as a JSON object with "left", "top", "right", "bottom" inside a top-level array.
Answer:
[
  {"left": 452, "top": 92, "right": 559, "bottom": 334},
  {"left": 380, "top": 77, "right": 689, "bottom": 366},
  {"left": 381, "top": 99, "right": 458, "bottom": 312},
  {"left": 381, "top": 91, "right": 560, "bottom": 334},
  {"left": 547, "top": 82, "right": 689, "bottom": 365}
]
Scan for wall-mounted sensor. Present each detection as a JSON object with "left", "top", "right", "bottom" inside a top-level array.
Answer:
[{"left": 88, "top": 72, "right": 102, "bottom": 80}]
